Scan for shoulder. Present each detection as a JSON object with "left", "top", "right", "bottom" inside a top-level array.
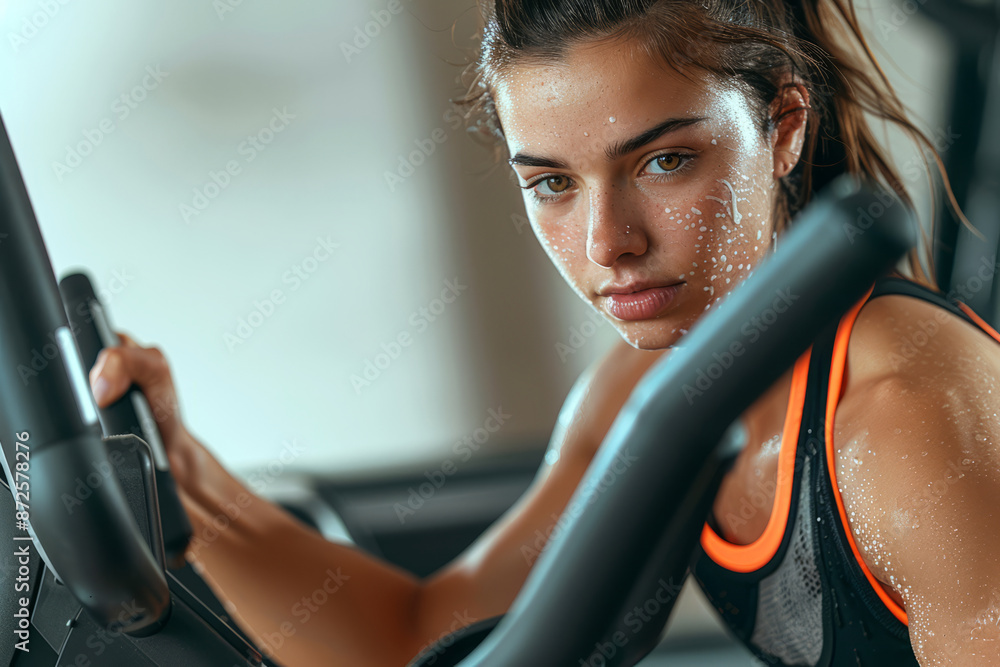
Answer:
[
  {"left": 846, "top": 290, "right": 980, "bottom": 379},
  {"left": 838, "top": 289, "right": 1000, "bottom": 423},
  {"left": 830, "top": 291, "right": 1000, "bottom": 658},
  {"left": 834, "top": 291, "right": 1000, "bottom": 518},
  {"left": 550, "top": 337, "right": 669, "bottom": 460}
]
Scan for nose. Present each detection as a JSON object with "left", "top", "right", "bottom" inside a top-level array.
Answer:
[{"left": 585, "top": 184, "right": 648, "bottom": 267}]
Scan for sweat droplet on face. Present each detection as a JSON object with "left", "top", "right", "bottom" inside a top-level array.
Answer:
[{"left": 720, "top": 179, "right": 743, "bottom": 225}]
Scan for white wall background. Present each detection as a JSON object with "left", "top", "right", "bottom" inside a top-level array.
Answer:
[{"left": 0, "top": 0, "right": 954, "bottom": 478}]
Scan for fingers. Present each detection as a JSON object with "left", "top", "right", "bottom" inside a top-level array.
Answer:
[
  {"left": 116, "top": 331, "right": 139, "bottom": 348},
  {"left": 89, "top": 340, "right": 184, "bottom": 445}
]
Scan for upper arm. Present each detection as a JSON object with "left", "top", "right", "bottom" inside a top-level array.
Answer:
[
  {"left": 834, "top": 296, "right": 1000, "bottom": 665},
  {"left": 414, "top": 338, "right": 668, "bottom": 647}
]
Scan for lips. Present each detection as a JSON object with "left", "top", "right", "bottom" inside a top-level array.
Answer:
[{"left": 603, "top": 282, "right": 684, "bottom": 321}]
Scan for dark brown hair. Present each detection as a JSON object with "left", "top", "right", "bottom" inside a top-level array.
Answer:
[{"left": 457, "top": 0, "right": 977, "bottom": 290}]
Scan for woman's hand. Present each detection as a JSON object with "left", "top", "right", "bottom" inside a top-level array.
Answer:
[
  {"left": 81, "top": 331, "right": 427, "bottom": 666},
  {"left": 87, "top": 331, "right": 200, "bottom": 488}
]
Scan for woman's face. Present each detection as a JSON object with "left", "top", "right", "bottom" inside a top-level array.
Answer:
[{"left": 494, "top": 38, "right": 798, "bottom": 350}]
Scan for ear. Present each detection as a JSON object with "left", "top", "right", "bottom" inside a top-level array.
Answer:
[{"left": 770, "top": 79, "right": 810, "bottom": 180}]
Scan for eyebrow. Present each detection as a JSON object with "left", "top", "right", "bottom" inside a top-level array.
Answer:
[
  {"left": 507, "top": 115, "right": 709, "bottom": 170},
  {"left": 507, "top": 153, "right": 569, "bottom": 169},
  {"left": 607, "top": 116, "right": 708, "bottom": 160}
]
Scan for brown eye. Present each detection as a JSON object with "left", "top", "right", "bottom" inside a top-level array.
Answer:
[
  {"left": 532, "top": 175, "right": 574, "bottom": 197},
  {"left": 544, "top": 176, "right": 571, "bottom": 193},
  {"left": 655, "top": 154, "right": 682, "bottom": 171},
  {"left": 642, "top": 153, "right": 692, "bottom": 179}
]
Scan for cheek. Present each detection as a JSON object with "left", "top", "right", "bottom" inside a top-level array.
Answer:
[
  {"left": 646, "top": 159, "right": 774, "bottom": 300},
  {"left": 696, "top": 175, "right": 773, "bottom": 295},
  {"left": 530, "top": 216, "right": 591, "bottom": 285},
  {"left": 532, "top": 216, "right": 579, "bottom": 259}
]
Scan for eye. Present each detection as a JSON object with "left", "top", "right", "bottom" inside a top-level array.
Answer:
[
  {"left": 522, "top": 174, "right": 575, "bottom": 202},
  {"left": 640, "top": 152, "right": 694, "bottom": 178},
  {"left": 650, "top": 154, "right": 682, "bottom": 173},
  {"left": 534, "top": 175, "right": 572, "bottom": 196}
]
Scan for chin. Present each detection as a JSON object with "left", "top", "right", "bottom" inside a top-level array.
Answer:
[{"left": 613, "top": 319, "right": 688, "bottom": 351}]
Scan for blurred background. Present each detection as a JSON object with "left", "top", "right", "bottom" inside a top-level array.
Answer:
[{"left": 1, "top": 0, "right": 997, "bottom": 663}]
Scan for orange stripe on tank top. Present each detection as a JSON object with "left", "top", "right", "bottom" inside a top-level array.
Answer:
[
  {"left": 957, "top": 301, "right": 1000, "bottom": 344},
  {"left": 825, "top": 284, "right": 909, "bottom": 626},
  {"left": 699, "top": 348, "right": 812, "bottom": 573}
]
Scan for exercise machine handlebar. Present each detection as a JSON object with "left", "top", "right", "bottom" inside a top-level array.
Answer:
[
  {"left": 59, "top": 271, "right": 193, "bottom": 567},
  {"left": 0, "top": 113, "right": 171, "bottom": 636}
]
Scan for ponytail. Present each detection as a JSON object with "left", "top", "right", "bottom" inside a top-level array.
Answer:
[{"left": 781, "top": 0, "right": 976, "bottom": 288}]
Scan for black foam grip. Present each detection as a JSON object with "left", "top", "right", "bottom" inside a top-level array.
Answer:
[{"left": 59, "top": 271, "right": 192, "bottom": 564}]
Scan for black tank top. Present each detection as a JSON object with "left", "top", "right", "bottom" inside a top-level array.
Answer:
[{"left": 689, "top": 276, "right": 1000, "bottom": 666}]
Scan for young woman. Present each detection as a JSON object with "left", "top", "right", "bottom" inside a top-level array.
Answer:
[{"left": 88, "top": 1, "right": 1000, "bottom": 665}]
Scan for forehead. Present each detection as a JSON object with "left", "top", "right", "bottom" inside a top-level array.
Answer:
[{"left": 493, "top": 39, "right": 758, "bottom": 154}]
